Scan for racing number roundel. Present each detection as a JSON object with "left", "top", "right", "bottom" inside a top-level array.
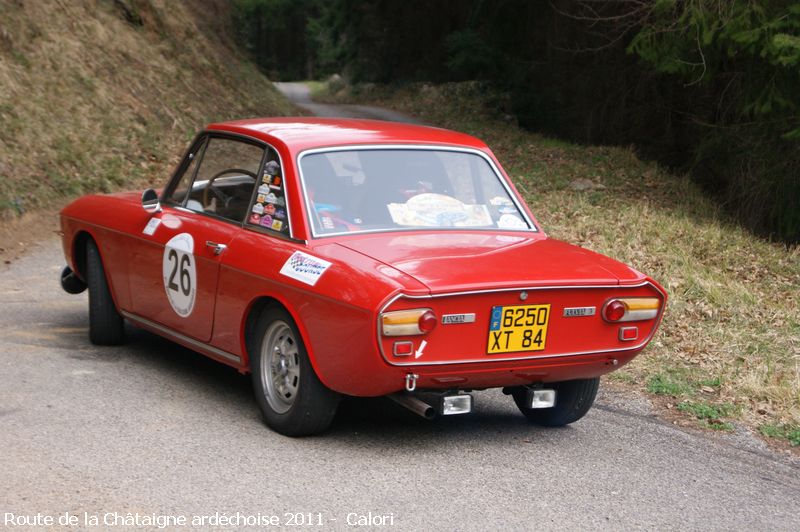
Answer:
[{"left": 162, "top": 233, "right": 197, "bottom": 317}]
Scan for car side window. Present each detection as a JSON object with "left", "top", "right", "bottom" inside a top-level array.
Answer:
[
  {"left": 178, "top": 137, "right": 266, "bottom": 223},
  {"left": 245, "top": 158, "right": 290, "bottom": 235}
]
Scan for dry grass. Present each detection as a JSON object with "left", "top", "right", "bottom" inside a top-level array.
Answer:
[
  {"left": 0, "top": 0, "right": 294, "bottom": 223},
  {"left": 333, "top": 82, "right": 800, "bottom": 444}
]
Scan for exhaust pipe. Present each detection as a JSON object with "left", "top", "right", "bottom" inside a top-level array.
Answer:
[
  {"left": 388, "top": 393, "right": 436, "bottom": 420},
  {"left": 60, "top": 266, "right": 87, "bottom": 294}
]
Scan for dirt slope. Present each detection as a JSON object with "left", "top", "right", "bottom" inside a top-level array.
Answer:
[{"left": 0, "top": 0, "right": 293, "bottom": 234}]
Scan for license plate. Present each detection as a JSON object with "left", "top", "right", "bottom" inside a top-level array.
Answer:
[{"left": 487, "top": 304, "right": 551, "bottom": 354}]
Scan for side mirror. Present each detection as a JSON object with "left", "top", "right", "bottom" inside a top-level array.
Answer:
[{"left": 141, "top": 188, "right": 161, "bottom": 213}]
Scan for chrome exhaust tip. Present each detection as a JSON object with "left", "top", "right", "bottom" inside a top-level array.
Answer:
[{"left": 388, "top": 393, "right": 436, "bottom": 420}]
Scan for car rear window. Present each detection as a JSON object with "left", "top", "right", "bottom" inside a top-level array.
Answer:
[{"left": 299, "top": 148, "right": 534, "bottom": 237}]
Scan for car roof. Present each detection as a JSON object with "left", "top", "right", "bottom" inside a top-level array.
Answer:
[{"left": 206, "top": 117, "right": 489, "bottom": 153}]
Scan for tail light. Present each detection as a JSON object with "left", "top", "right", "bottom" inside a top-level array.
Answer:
[
  {"left": 602, "top": 297, "right": 660, "bottom": 322},
  {"left": 381, "top": 309, "right": 437, "bottom": 336}
]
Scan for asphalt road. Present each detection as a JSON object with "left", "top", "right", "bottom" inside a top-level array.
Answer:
[
  {"left": 0, "top": 87, "right": 798, "bottom": 531},
  {"left": 273, "top": 82, "right": 420, "bottom": 123}
]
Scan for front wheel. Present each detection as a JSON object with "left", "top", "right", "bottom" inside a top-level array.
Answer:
[
  {"left": 249, "top": 306, "right": 339, "bottom": 436},
  {"left": 85, "top": 239, "right": 125, "bottom": 345},
  {"left": 512, "top": 378, "right": 600, "bottom": 426}
]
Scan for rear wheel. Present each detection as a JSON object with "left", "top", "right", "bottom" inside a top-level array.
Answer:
[
  {"left": 512, "top": 378, "right": 600, "bottom": 426},
  {"left": 85, "top": 239, "right": 125, "bottom": 345},
  {"left": 249, "top": 306, "right": 339, "bottom": 436}
]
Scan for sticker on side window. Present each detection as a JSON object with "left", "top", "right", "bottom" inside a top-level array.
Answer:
[
  {"left": 162, "top": 233, "right": 197, "bottom": 317},
  {"left": 279, "top": 251, "right": 332, "bottom": 286}
]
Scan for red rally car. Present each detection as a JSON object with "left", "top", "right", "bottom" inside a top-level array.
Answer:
[{"left": 59, "top": 118, "right": 666, "bottom": 436}]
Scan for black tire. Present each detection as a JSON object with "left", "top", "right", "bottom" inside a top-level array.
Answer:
[
  {"left": 86, "top": 240, "right": 125, "bottom": 345},
  {"left": 249, "top": 306, "right": 340, "bottom": 436},
  {"left": 512, "top": 378, "right": 600, "bottom": 426}
]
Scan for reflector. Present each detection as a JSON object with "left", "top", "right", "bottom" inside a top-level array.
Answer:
[
  {"left": 441, "top": 395, "right": 472, "bottom": 415},
  {"left": 528, "top": 389, "right": 556, "bottom": 409}
]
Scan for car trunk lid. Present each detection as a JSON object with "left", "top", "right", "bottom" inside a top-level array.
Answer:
[{"left": 338, "top": 232, "right": 643, "bottom": 293}]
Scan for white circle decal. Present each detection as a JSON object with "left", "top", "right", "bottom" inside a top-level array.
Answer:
[{"left": 162, "top": 233, "right": 197, "bottom": 317}]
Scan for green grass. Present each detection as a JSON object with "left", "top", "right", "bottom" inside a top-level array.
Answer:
[
  {"left": 677, "top": 401, "right": 737, "bottom": 431},
  {"left": 647, "top": 371, "right": 695, "bottom": 396},
  {"left": 306, "top": 80, "right": 329, "bottom": 99},
  {"left": 760, "top": 424, "right": 800, "bottom": 446}
]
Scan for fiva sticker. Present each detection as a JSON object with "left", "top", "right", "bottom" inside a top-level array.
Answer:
[
  {"left": 143, "top": 217, "right": 161, "bottom": 236},
  {"left": 162, "top": 233, "right": 197, "bottom": 317},
  {"left": 279, "top": 251, "right": 332, "bottom": 286}
]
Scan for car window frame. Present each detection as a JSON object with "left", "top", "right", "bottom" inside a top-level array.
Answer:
[
  {"left": 160, "top": 132, "right": 298, "bottom": 239},
  {"left": 296, "top": 144, "right": 539, "bottom": 239},
  {"left": 162, "top": 135, "right": 209, "bottom": 208}
]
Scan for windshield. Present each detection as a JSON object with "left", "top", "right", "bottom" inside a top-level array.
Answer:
[{"left": 299, "top": 148, "right": 534, "bottom": 236}]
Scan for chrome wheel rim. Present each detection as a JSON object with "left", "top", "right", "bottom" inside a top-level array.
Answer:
[{"left": 260, "top": 320, "right": 300, "bottom": 414}]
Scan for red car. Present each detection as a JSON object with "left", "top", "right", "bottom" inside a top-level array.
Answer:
[{"left": 59, "top": 118, "right": 666, "bottom": 436}]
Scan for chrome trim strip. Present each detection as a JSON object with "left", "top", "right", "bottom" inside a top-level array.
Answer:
[
  {"left": 121, "top": 310, "right": 241, "bottom": 364},
  {"left": 296, "top": 144, "right": 538, "bottom": 239},
  {"left": 375, "top": 281, "right": 666, "bottom": 367},
  {"left": 387, "top": 282, "right": 637, "bottom": 302}
]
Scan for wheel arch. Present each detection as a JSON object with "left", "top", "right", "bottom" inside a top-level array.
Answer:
[
  {"left": 71, "top": 230, "right": 95, "bottom": 280},
  {"left": 241, "top": 295, "right": 330, "bottom": 388},
  {"left": 73, "top": 230, "right": 124, "bottom": 312}
]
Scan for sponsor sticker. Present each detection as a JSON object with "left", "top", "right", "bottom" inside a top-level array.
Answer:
[
  {"left": 249, "top": 213, "right": 261, "bottom": 224},
  {"left": 142, "top": 217, "right": 161, "bottom": 236},
  {"left": 274, "top": 208, "right": 286, "bottom": 220},
  {"left": 279, "top": 251, "right": 332, "bottom": 286},
  {"left": 264, "top": 203, "right": 276, "bottom": 215},
  {"left": 252, "top": 203, "right": 264, "bottom": 215},
  {"left": 264, "top": 161, "right": 280, "bottom": 176},
  {"left": 271, "top": 219, "right": 283, "bottom": 231},
  {"left": 260, "top": 215, "right": 273, "bottom": 228},
  {"left": 258, "top": 184, "right": 270, "bottom": 195}
]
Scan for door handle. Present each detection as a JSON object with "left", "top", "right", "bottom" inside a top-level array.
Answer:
[{"left": 205, "top": 241, "right": 227, "bottom": 256}]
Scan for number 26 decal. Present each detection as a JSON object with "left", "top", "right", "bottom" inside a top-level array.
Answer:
[{"left": 162, "top": 233, "right": 197, "bottom": 317}]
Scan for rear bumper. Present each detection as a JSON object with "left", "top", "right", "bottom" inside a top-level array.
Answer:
[{"left": 357, "top": 348, "right": 641, "bottom": 396}]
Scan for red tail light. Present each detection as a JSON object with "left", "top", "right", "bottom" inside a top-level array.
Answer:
[
  {"left": 418, "top": 310, "right": 437, "bottom": 333},
  {"left": 604, "top": 300, "right": 627, "bottom": 322},
  {"left": 602, "top": 298, "right": 660, "bottom": 322}
]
